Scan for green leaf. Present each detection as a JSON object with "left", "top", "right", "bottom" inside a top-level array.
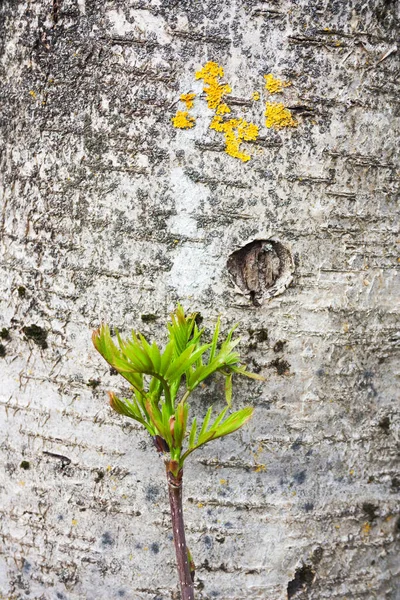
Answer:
[
  {"left": 199, "top": 406, "right": 212, "bottom": 440},
  {"left": 160, "top": 341, "right": 174, "bottom": 375},
  {"left": 211, "top": 406, "right": 229, "bottom": 430},
  {"left": 173, "top": 401, "right": 188, "bottom": 449},
  {"left": 213, "top": 407, "right": 254, "bottom": 439},
  {"left": 230, "top": 365, "right": 265, "bottom": 380},
  {"left": 161, "top": 402, "right": 174, "bottom": 448},
  {"left": 188, "top": 417, "right": 197, "bottom": 448},
  {"left": 145, "top": 397, "right": 168, "bottom": 441},
  {"left": 149, "top": 376, "right": 162, "bottom": 397},
  {"left": 167, "top": 304, "right": 196, "bottom": 355},
  {"left": 108, "top": 392, "right": 155, "bottom": 436},
  {"left": 92, "top": 324, "right": 119, "bottom": 366},
  {"left": 123, "top": 336, "right": 153, "bottom": 372},
  {"left": 209, "top": 316, "right": 220, "bottom": 363},
  {"left": 164, "top": 343, "right": 211, "bottom": 382},
  {"left": 181, "top": 406, "right": 253, "bottom": 463},
  {"left": 224, "top": 373, "right": 232, "bottom": 406}
]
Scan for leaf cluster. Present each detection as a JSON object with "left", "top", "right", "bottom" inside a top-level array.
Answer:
[{"left": 92, "top": 305, "right": 263, "bottom": 469}]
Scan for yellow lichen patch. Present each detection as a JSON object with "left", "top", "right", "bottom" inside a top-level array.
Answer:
[
  {"left": 210, "top": 115, "right": 259, "bottom": 162},
  {"left": 204, "top": 81, "right": 232, "bottom": 110},
  {"left": 180, "top": 92, "right": 196, "bottom": 110},
  {"left": 264, "top": 73, "right": 291, "bottom": 94},
  {"left": 216, "top": 103, "right": 231, "bottom": 115},
  {"left": 29, "top": 90, "right": 37, "bottom": 99},
  {"left": 195, "top": 61, "right": 224, "bottom": 84},
  {"left": 172, "top": 110, "right": 196, "bottom": 129},
  {"left": 252, "top": 91, "right": 260, "bottom": 101},
  {"left": 254, "top": 463, "right": 266, "bottom": 472},
  {"left": 195, "top": 61, "right": 231, "bottom": 110},
  {"left": 265, "top": 102, "right": 297, "bottom": 129},
  {"left": 362, "top": 522, "right": 371, "bottom": 535}
]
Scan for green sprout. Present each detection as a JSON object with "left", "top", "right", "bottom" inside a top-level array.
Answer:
[{"left": 92, "top": 305, "right": 263, "bottom": 600}]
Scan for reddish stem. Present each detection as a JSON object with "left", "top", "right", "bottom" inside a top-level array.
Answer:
[{"left": 167, "top": 468, "right": 194, "bottom": 600}]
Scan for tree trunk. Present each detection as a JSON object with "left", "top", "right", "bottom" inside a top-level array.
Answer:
[{"left": 1, "top": 1, "right": 399, "bottom": 599}]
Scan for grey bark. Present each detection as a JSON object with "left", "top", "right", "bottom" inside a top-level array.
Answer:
[{"left": 0, "top": 1, "right": 399, "bottom": 599}]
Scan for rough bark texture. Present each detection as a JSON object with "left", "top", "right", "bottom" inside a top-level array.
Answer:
[{"left": 0, "top": 1, "right": 399, "bottom": 599}]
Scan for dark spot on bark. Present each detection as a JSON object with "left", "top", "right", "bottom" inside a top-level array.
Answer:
[
  {"left": 0, "top": 328, "right": 10, "bottom": 339},
  {"left": 22, "top": 559, "right": 31, "bottom": 573},
  {"left": 395, "top": 516, "right": 400, "bottom": 535},
  {"left": 224, "top": 521, "right": 233, "bottom": 528},
  {"left": 378, "top": 415, "right": 390, "bottom": 433},
  {"left": 293, "top": 471, "right": 306, "bottom": 485},
  {"left": 273, "top": 340, "right": 286, "bottom": 353},
  {"left": 291, "top": 439, "right": 302, "bottom": 451},
  {"left": 358, "top": 370, "right": 377, "bottom": 397},
  {"left": 248, "top": 328, "right": 269, "bottom": 349},
  {"left": 141, "top": 313, "right": 159, "bottom": 322},
  {"left": 117, "top": 590, "right": 126, "bottom": 597},
  {"left": 0, "top": 344, "right": 5, "bottom": 358},
  {"left": 109, "top": 367, "right": 118, "bottom": 376},
  {"left": 6, "top": 462, "right": 16, "bottom": 475},
  {"left": 101, "top": 532, "right": 114, "bottom": 547},
  {"left": 204, "top": 535, "right": 213, "bottom": 549},
  {"left": 94, "top": 470, "right": 104, "bottom": 483},
  {"left": 311, "top": 547, "right": 323, "bottom": 565},
  {"left": 270, "top": 358, "right": 290, "bottom": 375},
  {"left": 216, "top": 534, "right": 225, "bottom": 543},
  {"left": 146, "top": 484, "right": 161, "bottom": 503},
  {"left": 23, "top": 324, "right": 48, "bottom": 349},
  {"left": 391, "top": 477, "right": 400, "bottom": 491},
  {"left": 194, "top": 312, "right": 204, "bottom": 326},
  {"left": 17, "top": 286, "right": 26, "bottom": 298},
  {"left": 362, "top": 502, "right": 378, "bottom": 522},
  {"left": 20, "top": 461, "right": 30, "bottom": 470},
  {"left": 287, "top": 564, "right": 315, "bottom": 598},
  {"left": 150, "top": 542, "right": 159, "bottom": 554},
  {"left": 56, "top": 593, "right": 66, "bottom": 600},
  {"left": 316, "top": 368, "right": 325, "bottom": 377},
  {"left": 255, "top": 328, "right": 269, "bottom": 342},
  {"left": 87, "top": 378, "right": 100, "bottom": 389},
  {"left": 303, "top": 502, "right": 314, "bottom": 512}
]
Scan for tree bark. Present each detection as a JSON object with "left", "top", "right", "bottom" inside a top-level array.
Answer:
[{"left": 1, "top": 0, "right": 399, "bottom": 599}]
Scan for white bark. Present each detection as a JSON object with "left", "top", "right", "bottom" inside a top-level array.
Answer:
[{"left": 1, "top": 0, "right": 399, "bottom": 599}]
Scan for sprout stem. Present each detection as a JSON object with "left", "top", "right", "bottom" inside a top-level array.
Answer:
[{"left": 167, "top": 468, "right": 194, "bottom": 600}]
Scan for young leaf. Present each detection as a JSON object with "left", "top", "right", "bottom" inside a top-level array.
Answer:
[
  {"left": 199, "top": 406, "right": 213, "bottom": 440},
  {"left": 209, "top": 316, "right": 220, "bottom": 363},
  {"left": 212, "top": 407, "right": 254, "bottom": 440},
  {"left": 164, "top": 343, "right": 211, "bottom": 382},
  {"left": 160, "top": 341, "right": 174, "bottom": 375},
  {"left": 188, "top": 417, "right": 197, "bottom": 449},
  {"left": 224, "top": 373, "right": 232, "bottom": 407},
  {"left": 230, "top": 365, "right": 266, "bottom": 380},
  {"left": 210, "top": 406, "right": 229, "bottom": 430},
  {"left": 109, "top": 392, "right": 155, "bottom": 436}
]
